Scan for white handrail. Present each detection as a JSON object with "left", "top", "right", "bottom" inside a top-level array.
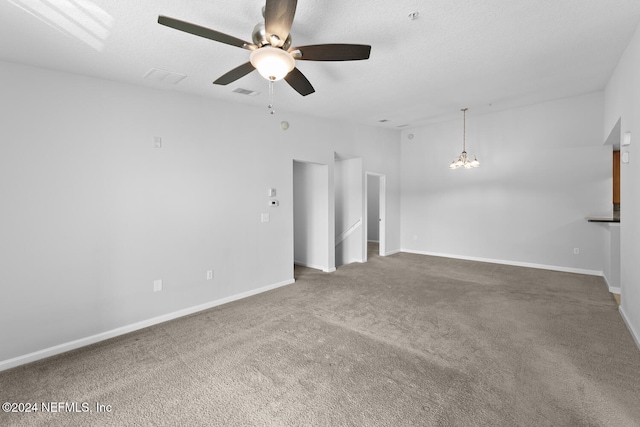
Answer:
[{"left": 336, "top": 218, "right": 362, "bottom": 245}]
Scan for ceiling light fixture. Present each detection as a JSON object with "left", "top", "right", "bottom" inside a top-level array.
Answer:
[
  {"left": 249, "top": 46, "right": 295, "bottom": 82},
  {"left": 248, "top": 45, "right": 297, "bottom": 115},
  {"left": 450, "top": 108, "right": 480, "bottom": 169},
  {"left": 249, "top": 46, "right": 296, "bottom": 115}
]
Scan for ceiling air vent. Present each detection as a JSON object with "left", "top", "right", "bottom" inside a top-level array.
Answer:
[
  {"left": 232, "top": 88, "right": 260, "bottom": 96},
  {"left": 143, "top": 68, "right": 186, "bottom": 85}
]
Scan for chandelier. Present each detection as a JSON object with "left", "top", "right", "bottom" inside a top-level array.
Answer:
[{"left": 450, "top": 108, "right": 480, "bottom": 169}]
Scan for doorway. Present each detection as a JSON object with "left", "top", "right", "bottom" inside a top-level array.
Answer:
[
  {"left": 365, "top": 172, "right": 386, "bottom": 259},
  {"left": 293, "top": 160, "right": 331, "bottom": 272}
]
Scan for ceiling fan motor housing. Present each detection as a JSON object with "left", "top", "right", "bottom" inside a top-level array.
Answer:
[
  {"left": 252, "top": 23, "right": 268, "bottom": 46},
  {"left": 252, "top": 22, "right": 292, "bottom": 50}
]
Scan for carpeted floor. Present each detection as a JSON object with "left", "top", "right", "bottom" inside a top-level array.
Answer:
[{"left": 1, "top": 247, "right": 639, "bottom": 426}]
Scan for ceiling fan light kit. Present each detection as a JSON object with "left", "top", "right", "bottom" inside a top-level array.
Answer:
[
  {"left": 157, "top": 0, "right": 371, "bottom": 106},
  {"left": 249, "top": 46, "right": 295, "bottom": 81},
  {"left": 450, "top": 108, "right": 480, "bottom": 170}
]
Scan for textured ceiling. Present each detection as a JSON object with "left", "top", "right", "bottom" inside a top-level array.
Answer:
[{"left": 1, "top": 0, "right": 640, "bottom": 128}]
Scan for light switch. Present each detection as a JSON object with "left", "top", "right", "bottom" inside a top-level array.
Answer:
[
  {"left": 154, "top": 137, "right": 162, "bottom": 148},
  {"left": 261, "top": 213, "right": 270, "bottom": 223},
  {"left": 268, "top": 188, "right": 276, "bottom": 197},
  {"left": 622, "top": 151, "right": 630, "bottom": 164}
]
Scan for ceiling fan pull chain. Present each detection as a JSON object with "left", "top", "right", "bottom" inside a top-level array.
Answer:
[{"left": 268, "top": 79, "right": 276, "bottom": 115}]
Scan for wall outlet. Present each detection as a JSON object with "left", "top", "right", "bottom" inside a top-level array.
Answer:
[
  {"left": 154, "top": 137, "right": 162, "bottom": 148},
  {"left": 153, "top": 279, "right": 162, "bottom": 292},
  {"left": 206, "top": 270, "right": 214, "bottom": 280},
  {"left": 573, "top": 248, "right": 580, "bottom": 255}
]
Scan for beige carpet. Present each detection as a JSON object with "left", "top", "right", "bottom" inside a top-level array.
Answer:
[{"left": 2, "top": 248, "right": 640, "bottom": 426}]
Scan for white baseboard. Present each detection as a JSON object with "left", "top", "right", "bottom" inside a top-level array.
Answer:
[
  {"left": 294, "top": 260, "right": 328, "bottom": 272},
  {"left": 294, "top": 262, "right": 336, "bottom": 273},
  {"left": 384, "top": 249, "right": 401, "bottom": 256},
  {"left": 367, "top": 240, "right": 380, "bottom": 243},
  {"left": 601, "top": 274, "right": 621, "bottom": 294},
  {"left": 619, "top": 305, "right": 640, "bottom": 351},
  {"left": 0, "top": 278, "right": 295, "bottom": 372},
  {"left": 400, "top": 248, "right": 603, "bottom": 277}
]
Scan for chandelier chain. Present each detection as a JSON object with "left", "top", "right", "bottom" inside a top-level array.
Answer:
[{"left": 462, "top": 108, "right": 467, "bottom": 153}]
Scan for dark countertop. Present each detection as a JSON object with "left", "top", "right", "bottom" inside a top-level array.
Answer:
[
  {"left": 586, "top": 217, "right": 620, "bottom": 223},
  {"left": 586, "top": 211, "right": 620, "bottom": 223}
]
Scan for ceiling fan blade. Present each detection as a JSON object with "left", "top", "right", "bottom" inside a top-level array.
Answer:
[
  {"left": 264, "top": 0, "right": 297, "bottom": 45},
  {"left": 158, "top": 16, "right": 255, "bottom": 50},
  {"left": 290, "top": 44, "right": 371, "bottom": 61},
  {"left": 284, "top": 67, "right": 315, "bottom": 96},
  {"left": 213, "top": 62, "right": 256, "bottom": 85}
]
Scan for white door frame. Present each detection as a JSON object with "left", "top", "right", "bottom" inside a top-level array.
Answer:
[{"left": 364, "top": 172, "right": 386, "bottom": 259}]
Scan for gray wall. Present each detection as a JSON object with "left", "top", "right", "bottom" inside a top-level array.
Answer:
[
  {"left": 604, "top": 21, "right": 640, "bottom": 348},
  {"left": 4, "top": 45, "right": 636, "bottom": 368},
  {"left": 0, "top": 60, "right": 401, "bottom": 365},
  {"left": 400, "top": 92, "right": 610, "bottom": 274}
]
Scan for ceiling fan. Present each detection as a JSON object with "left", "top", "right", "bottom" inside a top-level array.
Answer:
[{"left": 158, "top": 0, "right": 371, "bottom": 96}]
